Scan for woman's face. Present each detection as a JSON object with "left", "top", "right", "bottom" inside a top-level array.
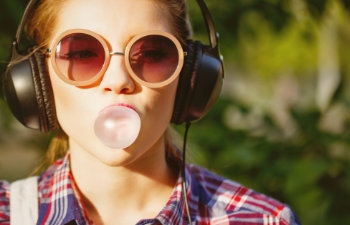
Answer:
[{"left": 47, "top": 0, "right": 178, "bottom": 167}]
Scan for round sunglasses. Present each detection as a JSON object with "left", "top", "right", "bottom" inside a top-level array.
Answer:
[{"left": 47, "top": 29, "right": 185, "bottom": 88}]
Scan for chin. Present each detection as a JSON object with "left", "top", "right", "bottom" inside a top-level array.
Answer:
[{"left": 90, "top": 144, "right": 142, "bottom": 167}]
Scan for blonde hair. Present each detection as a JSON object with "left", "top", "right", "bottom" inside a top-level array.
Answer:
[{"left": 26, "top": 0, "right": 192, "bottom": 174}]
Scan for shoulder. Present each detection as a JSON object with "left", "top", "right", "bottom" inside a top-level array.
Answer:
[
  {"left": 0, "top": 180, "right": 10, "bottom": 224},
  {"left": 188, "top": 165, "right": 300, "bottom": 225}
]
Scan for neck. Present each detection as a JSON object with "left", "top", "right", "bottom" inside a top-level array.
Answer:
[{"left": 69, "top": 136, "right": 178, "bottom": 224}]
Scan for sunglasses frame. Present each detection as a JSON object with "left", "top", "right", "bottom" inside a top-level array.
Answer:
[{"left": 48, "top": 29, "right": 185, "bottom": 88}]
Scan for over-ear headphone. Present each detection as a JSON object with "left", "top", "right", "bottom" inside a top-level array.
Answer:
[
  {"left": 172, "top": 0, "right": 224, "bottom": 124},
  {"left": 3, "top": 0, "right": 223, "bottom": 132},
  {"left": 3, "top": 0, "right": 57, "bottom": 132}
]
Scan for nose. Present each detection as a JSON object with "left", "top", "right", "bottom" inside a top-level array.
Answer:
[{"left": 100, "top": 55, "right": 135, "bottom": 94}]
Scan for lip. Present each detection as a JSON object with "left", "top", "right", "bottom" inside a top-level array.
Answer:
[{"left": 100, "top": 103, "right": 137, "bottom": 113}]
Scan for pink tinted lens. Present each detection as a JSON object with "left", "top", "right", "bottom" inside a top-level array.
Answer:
[
  {"left": 129, "top": 35, "right": 179, "bottom": 83},
  {"left": 55, "top": 33, "right": 105, "bottom": 82}
]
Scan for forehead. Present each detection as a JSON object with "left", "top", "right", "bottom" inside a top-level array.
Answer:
[{"left": 51, "top": 0, "right": 172, "bottom": 45}]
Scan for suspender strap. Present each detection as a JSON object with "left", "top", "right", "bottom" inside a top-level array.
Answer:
[{"left": 10, "top": 176, "right": 39, "bottom": 225}]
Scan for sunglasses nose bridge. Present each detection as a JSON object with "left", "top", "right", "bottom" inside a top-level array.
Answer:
[
  {"left": 101, "top": 52, "right": 135, "bottom": 94},
  {"left": 109, "top": 51, "right": 125, "bottom": 56}
]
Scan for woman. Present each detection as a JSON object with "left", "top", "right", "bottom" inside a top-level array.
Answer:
[{"left": 0, "top": 0, "right": 300, "bottom": 224}]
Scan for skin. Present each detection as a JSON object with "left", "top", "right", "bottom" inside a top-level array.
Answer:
[{"left": 47, "top": 0, "right": 179, "bottom": 224}]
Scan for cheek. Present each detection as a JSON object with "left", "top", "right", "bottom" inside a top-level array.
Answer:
[
  {"left": 144, "top": 79, "right": 178, "bottom": 126},
  {"left": 133, "top": 83, "right": 177, "bottom": 153},
  {"left": 49, "top": 66, "right": 74, "bottom": 119},
  {"left": 48, "top": 65, "right": 95, "bottom": 132}
]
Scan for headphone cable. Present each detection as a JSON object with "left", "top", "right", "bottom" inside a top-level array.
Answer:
[{"left": 182, "top": 122, "right": 192, "bottom": 224}]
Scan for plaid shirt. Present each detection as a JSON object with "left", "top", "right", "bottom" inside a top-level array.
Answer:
[{"left": 0, "top": 153, "right": 300, "bottom": 225}]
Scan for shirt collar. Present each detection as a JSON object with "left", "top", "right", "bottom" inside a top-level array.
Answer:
[
  {"left": 37, "top": 153, "right": 91, "bottom": 225},
  {"left": 155, "top": 165, "right": 197, "bottom": 225},
  {"left": 36, "top": 153, "right": 199, "bottom": 225}
]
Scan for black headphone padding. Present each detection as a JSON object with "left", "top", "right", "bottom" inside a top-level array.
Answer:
[
  {"left": 171, "top": 40, "right": 201, "bottom": 124},
  {"left": 30, "top": 51, "right": 57, "bottom": 132}
]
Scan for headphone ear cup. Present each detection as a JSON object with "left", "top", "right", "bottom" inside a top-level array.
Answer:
[
  {"left": 3, "top": 50, "right": 57, "bottom": 132},
  {"left": 172, "top": 40, "right": 223, "bottom": 125}
]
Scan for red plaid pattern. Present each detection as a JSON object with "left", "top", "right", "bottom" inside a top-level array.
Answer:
[{"left": 0, "top": 153, "right": 300, "bottom": 224}]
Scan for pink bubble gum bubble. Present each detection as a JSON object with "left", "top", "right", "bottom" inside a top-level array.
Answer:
[{"left": 94, "top": 105, "right": 141, "bottom": 149}]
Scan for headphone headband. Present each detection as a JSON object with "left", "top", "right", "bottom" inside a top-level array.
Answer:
[
  {"left": 14, "top": 0, "right": 218, "bottom": 53},
  {"left": 195, "top": 0, "right": 218, "bottom": 49},
  {"left": 14, "top": 0, "right": 39, "bottom": 52}
]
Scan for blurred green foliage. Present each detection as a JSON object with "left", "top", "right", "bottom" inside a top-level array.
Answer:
[{"left": 1, "top": 0, "right": 350, "bottom": 224}]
